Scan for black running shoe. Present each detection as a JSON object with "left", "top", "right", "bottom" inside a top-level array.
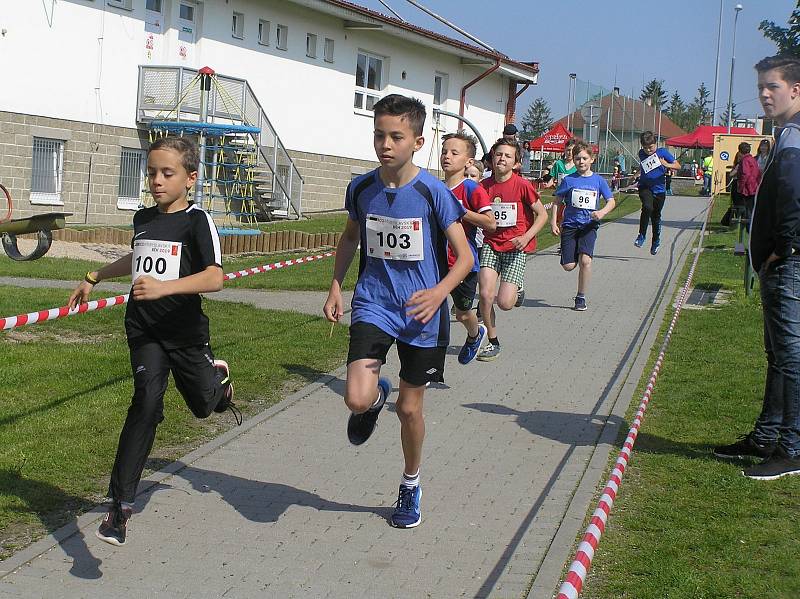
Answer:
[
  {"left": 713, "top": 433, "right": 776, "bottom": 460},
  {"left": 743, "top": 446, "right": 800, "bottom": 480},
  {"left": 96, "top": 501, "right": 132, "bottom": 546},
  {"left": 347, "top": 377, "right": 390, "bottom": 445}
]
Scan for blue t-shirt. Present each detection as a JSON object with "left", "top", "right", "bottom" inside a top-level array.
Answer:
[
  {"left": 555, "top": 172, "right": 613, "bottom": 228},
  {"left": 345, "top": 168, "right": 466, "bottom": 348},
  {"left": 638, "top": 147, "right": 675, "bottom": 194}
]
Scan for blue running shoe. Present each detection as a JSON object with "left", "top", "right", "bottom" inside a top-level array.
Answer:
[
  {"left": 391, "top": 484, "right": 422, "bottom": 528},
  {"left": 347, "top": 377, "right": 390, "bottom": 445},
  {"left": 458, "top": 324, "right": 487, "bottom": 365},
  {"left": 650, "top": 240, "right": 661, "bottom": 255},
  {"left": 634, "top": 234, "right": 645, "bottom": 248},
  {"left": 574, "top": 296, "right": 587, "bottom": 311}
]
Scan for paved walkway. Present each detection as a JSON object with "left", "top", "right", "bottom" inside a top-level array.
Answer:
[{"left": 0, "top": 197, "right": 708, "bottom": 598}]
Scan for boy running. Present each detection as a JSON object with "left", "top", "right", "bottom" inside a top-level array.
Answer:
[
  {"left": 440, "top": 132, "right": 496, "bottom": 364},
  {"left": 323, "top": 95, "right": 472, "bottom": 528},
  {"left": 551, "top": 142, "right": 616, "bottom": 311},
  {"left": 477, "top": 139, "right": 548, "bottom": 361},
  {"left": 67, "top": 137, "right": 236, "bottom": 546},
  {"left": 634, "top": 131, "right": 680, "bottom": 254}
]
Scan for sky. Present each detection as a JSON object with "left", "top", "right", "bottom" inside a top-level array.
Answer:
[{"left": 356, "top": 0, "right": 796, "bottom": 126}]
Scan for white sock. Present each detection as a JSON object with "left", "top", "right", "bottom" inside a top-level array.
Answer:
[
  {"left": 370, "top": 389, "right": 382, "bottom": 408},
  {"left": 401, "top": 470, "right": 420, "bottom": 488}
]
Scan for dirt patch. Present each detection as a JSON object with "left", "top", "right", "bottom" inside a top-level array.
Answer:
[
  {"left": 14, "top": 238, "right": 131, "bottom": 263},
  {"left": 2, "top": 329, "right": 118, "bottom": 344}
]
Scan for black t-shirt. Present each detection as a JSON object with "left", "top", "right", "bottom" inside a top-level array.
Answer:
[{"left": 125, "top": 202, "right": 222, "bottom": 349}]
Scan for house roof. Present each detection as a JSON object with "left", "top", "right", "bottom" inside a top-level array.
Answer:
[
  {"left": 554, "top": 94, "right": 686, "bottom": 139},
  {"left": 286, "top": 0, "right": 539, "bottom": 83}
]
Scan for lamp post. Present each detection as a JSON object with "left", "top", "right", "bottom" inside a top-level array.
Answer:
[
  {"left": 711, "top": 0, "right": 723, "bottom": 126},
  {"left": 726, "top": 3, "right": 743, "bottom": 133},
  {"left": 567, "top": 73, "right": 577, "bottom": 132}
]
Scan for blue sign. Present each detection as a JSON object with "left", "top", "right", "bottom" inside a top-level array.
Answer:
[{"left": 720, "top": 151, "right": 730, "bottom": 161}]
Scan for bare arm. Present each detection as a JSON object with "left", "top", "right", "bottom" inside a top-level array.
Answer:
[
  {"left": 67, "top": 252, "right": 133, "bottom": 309},
  {"left": 592, "top": 197, "right": 616, "bottom": 221},
  {"left": 323, "top": 218, "right": 360, "bottom": 322},
  {"left": 462, "top": 208, "right": 496, "bottom": 233},
  {"left": 550, "top": 196, "right": 563, "bottom": 235},
  {"left": 131, "top": 264, "right": 223, "bottom": 301}
]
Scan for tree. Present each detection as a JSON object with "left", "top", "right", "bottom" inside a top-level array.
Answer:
[
  {"left": 520, "top": 98, "right": 552, "bottom": 140},
  {"left": 684, "top": 82, "right": 712, "bottom": 129},
  {"left": 759, "top": 1, "right": 800, "bottom": 56},
  {"left": 719, "top": 103, "right": 741, "bottom": 127},
  {"left": 640, "top": 79, "right": 667, "bottom": 109},
  {"left": 666, "top": 91, "right": 686, "bottom": 128}
]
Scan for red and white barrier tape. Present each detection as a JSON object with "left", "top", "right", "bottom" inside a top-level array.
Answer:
[
  {"left": 556, "top": 196, "right": 715, "bottom": 599},
  {"left": 0, "top": 251, "right": 335, "bottom": 331}
]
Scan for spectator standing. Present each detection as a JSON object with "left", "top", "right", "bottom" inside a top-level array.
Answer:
[{"left": 756, "top": 138, "right": 772, "bottom": 172}]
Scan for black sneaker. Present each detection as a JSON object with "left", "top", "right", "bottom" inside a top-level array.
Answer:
[
  {"left": 96, "top": 502, "right": 132, "bottom": 546},
  {"left": 515, "top": 287, "right": 525, "bottom": 307},
  {"left": 347, "top": 377, "right": 390, "bottom": 445},
  {"left": 213, "top": 360, "right": 242, "bottom": 425},
  {"left": 713, "top": 433, "right": 776, "bottom": 460},
  {"left": 743, "top": 446, "right": 800, "bottom": 480}
]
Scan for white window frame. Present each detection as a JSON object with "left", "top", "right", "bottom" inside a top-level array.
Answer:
[
  {"left": 324, "top": 37, "right": 335, "bottom": 63},
  {"left": 306, "top": 33, "right": 317, "bottom": 58},
  {"left": 117, "top": 148, "right": 147, "bottom": 211},
  {"left": 258, "top": 19, "right": 270, "bottom": 46},
  {"left": 30, "top": 138, "right": 65, "bottom": 206},
  {"left": 179, "top": 3, "right": 194, "bottom": 22},
  {"left": 232, "top": 12, "right": 244, "bottom": 40},
  {"left": 354, "top": 50, "right": 385, "bottom": 113},
  {"left": 107, "top": 0, "right": 133, "bottom": 10},
  {"left": 276, "top": 24, "right": 288, "bottom": 50}
]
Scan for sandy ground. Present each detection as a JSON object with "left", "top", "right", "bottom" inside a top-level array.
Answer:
[{"left": 13, "top": 238, "right": 130, "bottom": 262}]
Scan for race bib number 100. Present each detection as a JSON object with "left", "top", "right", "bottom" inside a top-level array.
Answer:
[
  {"left": 570, "top": 188, "right": 598, "bottom": 210},
  {"left": 366, "top": 214, "right": 424, "bottom": 261},
  {"left": 640, "top": 152, "right": 662, "bottom": 174},
  {"left": 132, "top": 239, "right": 182, "bottom": 282}
]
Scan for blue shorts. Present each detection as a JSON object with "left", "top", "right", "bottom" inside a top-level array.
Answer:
[{"left": 560, "top": 223, "right": 599, "bottom": 265}]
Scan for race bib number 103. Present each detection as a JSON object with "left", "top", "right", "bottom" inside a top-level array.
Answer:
[{"left": 366, "top": 214, "right": 424, "bottom": 261}]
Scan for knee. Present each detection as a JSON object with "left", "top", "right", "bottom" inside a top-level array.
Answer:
[
  {"left": 562, "top": 263, "right": 576, "bottom": 271},
  {"left": 579, "top": 255, "right": 592, "bottom": 267},
  {"left": 395, "top": 400, "right": 421, "bottom": 422},
  {"left": 344, "top": 389, "right": 376, "bottom": 414},
  {"left": 129, "top": 391, "right": 165, "bottom": 425},
  {"left": 497, "top": 297, "right": 515, "bottom": 311},
  {"left": 455, "top": 309, "right": 472, "bottom": 324},
  {"left": 479, "top": 288, "right": 495, "bottom": 304}
]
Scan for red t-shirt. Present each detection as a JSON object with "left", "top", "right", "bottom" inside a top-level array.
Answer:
[
  {"left": 481, "top": 173, "right": 541, "bottom": 253},
  {"left": 447, "top": 179, "right": 493, "bottom": 268}
]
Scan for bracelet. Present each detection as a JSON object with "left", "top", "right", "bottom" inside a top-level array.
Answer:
[{"left": 85, "top": 271, "right": 99, "bottom": 285}]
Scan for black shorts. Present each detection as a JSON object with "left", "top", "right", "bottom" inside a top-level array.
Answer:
[
  {"left": 347, "top": 322, "right": 446, "bottom": 386},
  {"left": 450, "top": 270, "right": 479, "bottom": 312},
  {"left": 560, "top": 223, "right": 599, "bottom": 265}
]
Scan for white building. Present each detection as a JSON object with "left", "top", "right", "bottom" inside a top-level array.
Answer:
[{"left": 0, "top": 0, "right": 539, "bottom": 224}]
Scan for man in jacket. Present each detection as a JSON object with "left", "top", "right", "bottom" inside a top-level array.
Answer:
[{"left": 714, "top": 54, "right": 800, "bottom": 480}]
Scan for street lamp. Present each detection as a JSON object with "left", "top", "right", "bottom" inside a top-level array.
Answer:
[
  {"left": 711, "top": 0, "right": 723, "bottom": 125},
  {"left": 567, "top": 73, "right": 577, "bottom": 132},
  {"left": 726, "top": 3, "right": 743, "bottom": 133}
]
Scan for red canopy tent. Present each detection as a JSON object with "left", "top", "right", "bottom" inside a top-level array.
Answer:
[
  {"left": 529, "top": 123, "right": 573, "bottom": 152},
  {"left": 665, "top": 125, "right": 759, "bottom": 149}
]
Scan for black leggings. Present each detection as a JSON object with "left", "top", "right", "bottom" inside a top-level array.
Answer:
[
  {"left": 638, "top": 188, "right": 666, "bottom": 239},
  {"left": 109, "top": 339, "right": 229, "bottom": 503}
]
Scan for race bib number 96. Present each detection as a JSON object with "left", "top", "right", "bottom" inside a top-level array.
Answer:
[
  {"left": 493, "top": 202, "right": 518, "bottom": 227},
  {"left": 366, "top": 214, "right": 424, "bottom": 261},
  {"left": 132, "top": 239, "right": 182, "bottom": 282},
  {"left": 570, "top": 188, "right": 598, "bottom": 210},
  {"left": 640, "top": 152, "right": 662, "bottom": 174}
]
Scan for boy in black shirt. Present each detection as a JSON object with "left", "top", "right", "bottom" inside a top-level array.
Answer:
[{"left": 68, "top": 136, "right": 235, "bottom": 546}]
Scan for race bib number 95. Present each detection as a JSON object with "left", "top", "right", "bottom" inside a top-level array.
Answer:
[
  {"left": 640, "top": 152, "right": 662, "bottom": 174},
  {"left": 132, "top": 239, "right": 182, "bottom": 282},
  {"left": 570, "top": 188, "right": 598, "bottom": 210},
  {"left": 366, "top": 214, "right": 424, "bottom": 261},
  {"left": 493, "top": 202, "right": 518, "bottom": 227}
]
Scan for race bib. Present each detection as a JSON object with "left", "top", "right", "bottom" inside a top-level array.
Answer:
[
  {"left": 366, "top": 214, "right": 424, "bottom": 261},
  {"left": 132, "top": 239, "right": 182, "bottom": 282},
  {"left": 570, "top": 188, "right": 598, "bottom": 210},
  {"left": 640, "top": 152, "right": 662, "bottom": 174},
  {"left": 492, "top": 202, "right": 518, "bottom": 227}
]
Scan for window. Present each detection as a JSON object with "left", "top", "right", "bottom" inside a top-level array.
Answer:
[
  {"left": 118, "top": 148, "right": 146, "bottom": 210},
  {"left": 145, "top": 0, "right": 162, "bottom": 11},
  {"left": 354, "top": 51, "right": 384, "bottom": 111},
  {"left": 434, "top": 72, "right": 449, "bottom": 107},
  {"left": 324, "top": 37, "right": 335, "bottom": 63},
  {"left": 306, "top": 33, "right": 317, "bottom": 58},
  {"left": 179, "top": 3, "right": 194, "bottom": 21},
  {"left": 232, "top": 12, "right": 244, "bottom": 39},
  {"left": 258, "top": 20, "right": 270, "bottom": 45},
  {"left": 276, "top": 24, "right": 288, "bottom": 50},
  {"left": 30, "top": 138, "right": 64, "bottom": 205},
  {"left": 107, "top": 0, "right": 132, "bottom": 9}
]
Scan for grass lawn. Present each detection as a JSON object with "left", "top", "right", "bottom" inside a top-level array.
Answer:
[
  {"left": 580, "top": 196, "right": 800, "bottom": 598},
  {"left": 0, "top": 288, "right": 349, "bottom": 558}
]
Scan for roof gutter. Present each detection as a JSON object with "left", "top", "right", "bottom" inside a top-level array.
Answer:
[{"left": 459, "top": 60, "right": 501, "bottom": 131}]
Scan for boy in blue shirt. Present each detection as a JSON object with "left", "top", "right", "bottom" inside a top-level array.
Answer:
[
  {"left": 634, "top": 131, "right": 680, "bottom": 254},
  {"left": 324, "top": 95, "right": 472, "bottom": 528},
  {"left": 552, "top": 142, "right": 616, "bottom": 311}
]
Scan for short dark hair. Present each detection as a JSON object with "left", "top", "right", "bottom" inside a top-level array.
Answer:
[
  {"left": 372, "top": 94, "right": 426, "bottom": 136},
  {"left": 738, "top": 141, "right": 751, "bottom": 154},
  {"left": 640, "top": 131, "right": 657, "bottom": 146},
  {"left": 442, "top": 131, "right": 478, "bottom": 158},
  {"left": 755, "top": 54, "right": 800, "bottom": 84},
  {"left": 149, "top": 136, "right": 200, "bottom": 173},
  {"left": 571, "top": 141, "right": 595, "bottom": 159},
  {"left": 490, "top": 138, "right": 521, "bottom": 163}
]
